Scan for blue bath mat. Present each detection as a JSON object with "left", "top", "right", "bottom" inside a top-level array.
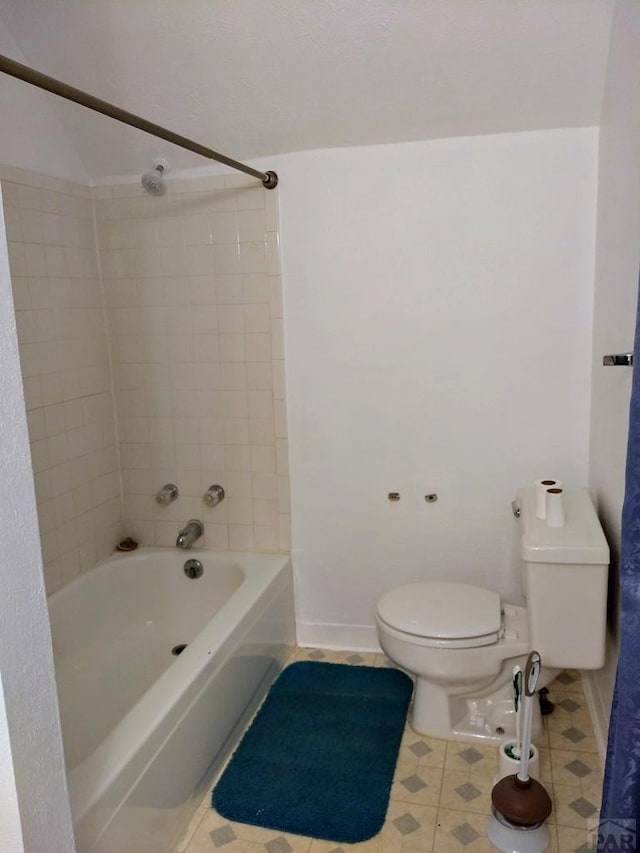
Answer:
[{"left": 212, "top": 661, "right": 413, "bottom": 842}]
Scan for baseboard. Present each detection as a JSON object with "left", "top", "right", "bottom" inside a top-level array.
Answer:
[
  {"left": 582, "top": 671, "right": 608, "bottom": 761},
  {"left": 296, "top": 621, "right": 381, "bottom": 652}
]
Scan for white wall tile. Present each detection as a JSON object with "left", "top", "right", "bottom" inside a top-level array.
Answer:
[
  {"left": 254, "top": 524, "right": 279, "bottom": 552},
  {"left": 252, "top": 472, "right": 278, "bottom": 501},
  {"left": 250, "top": 446, "right": 277, "bottom": 474},
  {"left": 238, "top": 210, "right": 266, "bottom": 243},
  {"left": 228, "top": 524, "right": 254, "bottom": 550},
  {"left": 225, "top": 446, "right": 251, "bottom": 472},
  {"left": 245, "top": 333, "right": 271, "bottom": 362},
  {"left": 236, "top": 186, "right": 266, "bottom": 211},
  {"left": 219, "top": 334, "right": 245, "bottom": 362},
  {"left": 249, "top": 418, "right": 275, "bottom": 445},
  {"left": 213, "top": 244, "right": 241, "bottom": 275},
  {"left": 242, "top": 274, "right": 270, "bottom": 304},
  {"left": 244, "top": 304, "right": 271, "bottom": 333},
  {"left": 90, "top": 176, "right": 289, "bottom": 553},
  {"left": 183, "top": 214, "right": 212, "bottom": 245},
  {"left": 3, "top": 177, "right": 124, "bottom": 591},
  {"left": 218, "top": 305, "right": 245, "bottom": 334},
  {"left": 210, "top": 212, "right": 239, "bottom": 244},
  {"left": 253, "top": 499, "right": 278, "bottom": 527}
]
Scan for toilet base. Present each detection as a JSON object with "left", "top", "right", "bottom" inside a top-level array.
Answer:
[{"left": 410, "top": 676, "right": 543, "bottom": 745}]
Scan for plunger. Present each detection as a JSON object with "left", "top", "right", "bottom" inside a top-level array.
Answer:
[{"left": 487, "top": 650, "right": 552, "bottom": 852}]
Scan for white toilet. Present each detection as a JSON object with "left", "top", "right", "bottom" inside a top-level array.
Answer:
[{"left": 376, "top": 485, "right": 609, "bottom": 743}]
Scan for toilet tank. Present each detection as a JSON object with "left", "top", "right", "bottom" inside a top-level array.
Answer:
[{"left": 516, "top": 486, "right": 609, "bottom": 669}]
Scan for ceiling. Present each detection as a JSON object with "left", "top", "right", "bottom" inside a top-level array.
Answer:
[{"left": 0, "top": 0, "right": 615, "bottom": 180}]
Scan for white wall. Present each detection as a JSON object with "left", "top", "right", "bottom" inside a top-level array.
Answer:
[
  {"left": 0, "top": 672, "right": 23, "bottom": 853},
  {"left": 278, "top": 129, "right": 599, "bottom": 648},
  {"left": 0, "top": 21, "right": 86, "bottom": 181},
  {"left": 0, "top": 189, "right": 75, "bottom": 851},
  {"left": 587, "top": 0, "right": 640, "bottom": 745},
  {"left": 0, "top": 23, "right": 86, "bottom": 847},
  {"left": 0, "top": 0, "right": 614, "bottom": 178}
]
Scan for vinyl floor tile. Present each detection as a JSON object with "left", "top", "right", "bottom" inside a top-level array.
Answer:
[
  {"left": 177, "top": 656, "right": 603, "bottom": 853},
  {"left": 398, "top": 731, "right": 448, "bottom": 769},
  {"left": 433, "top": 808, "right": 496, "bottom": 852},
  {"left": 444, "top": 741, "right": 498, "bottom": 773},
  {"left": 390, "top": 761, "right": 444, "bottom": 807}
]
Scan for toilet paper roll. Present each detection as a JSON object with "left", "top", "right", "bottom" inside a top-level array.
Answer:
[
  {"left": 546, "top": 487, "right": 565, "bottom": 528},
  {"left": 535, "top": 479, "right": 562, "bottom": 519}
]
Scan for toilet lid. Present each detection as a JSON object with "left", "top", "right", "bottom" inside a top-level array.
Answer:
[{"left": 377, "top": 581, "right": 501, "bottom": 641}]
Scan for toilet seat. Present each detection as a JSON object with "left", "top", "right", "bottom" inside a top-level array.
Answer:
[{"left": 376, "top": 581, "right": 502, "bottom": 649}]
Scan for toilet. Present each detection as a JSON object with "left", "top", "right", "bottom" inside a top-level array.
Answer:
[{"left": 376, "top": 485, "right": 609, "bottom": 743}]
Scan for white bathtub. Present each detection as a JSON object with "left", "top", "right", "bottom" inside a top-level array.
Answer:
[{"left": 48, "top": 547, "right": 295, "bottom": 853}]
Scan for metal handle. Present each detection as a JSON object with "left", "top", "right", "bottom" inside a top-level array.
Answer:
[
  {"left": 603, "top": 353, "right": 633, "bottom": 366},
  {"left": 511, "top": 500, "right": 521, "bottom": 518},
  {"left": 203, "top": 484, "right": 225, "bottom": 507},
  {"left": 155, "top": 483, "right": 179, "bottom": 505}
]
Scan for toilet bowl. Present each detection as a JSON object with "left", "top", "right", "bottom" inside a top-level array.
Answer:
[
  {"left": 376, "top": 582, "right": 544, "bottom": 742},
  {"left": 376, "top": 485, "right": 609, "bottom": 743}
]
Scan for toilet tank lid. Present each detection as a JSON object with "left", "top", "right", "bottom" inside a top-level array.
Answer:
[
  {"left": 517, "top": 486, "right": 610, "bottom": 564},
  {"left": 377, "top": 581, "right": 501, "bottom": 640}
]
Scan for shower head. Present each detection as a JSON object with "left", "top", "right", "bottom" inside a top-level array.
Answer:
[
  {"left": 141, "top": 166, "right": 164, "bottom": 194},
  {"left": 141, "top": 158, "right": 170, "bottom": 195}
]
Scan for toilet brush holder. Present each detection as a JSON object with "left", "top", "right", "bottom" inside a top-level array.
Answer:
[{"left": 495, "top": 740, "right": 540, "bottom": 786}]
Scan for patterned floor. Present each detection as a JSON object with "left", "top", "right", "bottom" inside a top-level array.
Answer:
[{"left": 175, "top": 648, "right": 603, "bottom": 853}]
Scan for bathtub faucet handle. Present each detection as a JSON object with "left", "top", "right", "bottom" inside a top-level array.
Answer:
[
  {"left": 156, "top": 483, "right": 179, "bottom": 506},
  {"left": 176, "top": 519, "right": 204, "bottom": 550},
  {"left": 203, "top": 484, "right": 225, "bottom": 507}
]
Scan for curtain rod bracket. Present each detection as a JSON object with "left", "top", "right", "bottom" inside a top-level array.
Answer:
[{"left": 262, "top": 170, "right": 278, "bottom": 189}]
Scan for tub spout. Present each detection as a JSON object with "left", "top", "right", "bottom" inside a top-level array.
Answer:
[{"left": 176, "top": 519, "right": 204, "bottom": 549}]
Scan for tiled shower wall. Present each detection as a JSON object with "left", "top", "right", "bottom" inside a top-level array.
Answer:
[
  {"left": 1, "top": 167, "right": 122, "bottom": 594},
  {"left": 2, "top": 167, "right": 289, "bottom": 595},
  {"left": 93, "top": 174, "right": 290, "bottom": 553}
]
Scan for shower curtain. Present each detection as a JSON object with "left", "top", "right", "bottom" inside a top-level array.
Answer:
[{"left": 599, "top": 280, "right": 640, "bottom": 852}]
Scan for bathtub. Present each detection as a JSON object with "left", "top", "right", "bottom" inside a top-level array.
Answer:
[{"left": 48, "top": 547, "right": 295, "bottom": 853}]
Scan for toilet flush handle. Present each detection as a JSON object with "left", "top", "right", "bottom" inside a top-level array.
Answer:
[{"left": 511, "top": 500, "right": 521, "bottom": 518}]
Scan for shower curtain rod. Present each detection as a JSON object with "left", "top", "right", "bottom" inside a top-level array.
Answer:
[{"left": 0, "top": 53, "right": 278, "bottom": 189}]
